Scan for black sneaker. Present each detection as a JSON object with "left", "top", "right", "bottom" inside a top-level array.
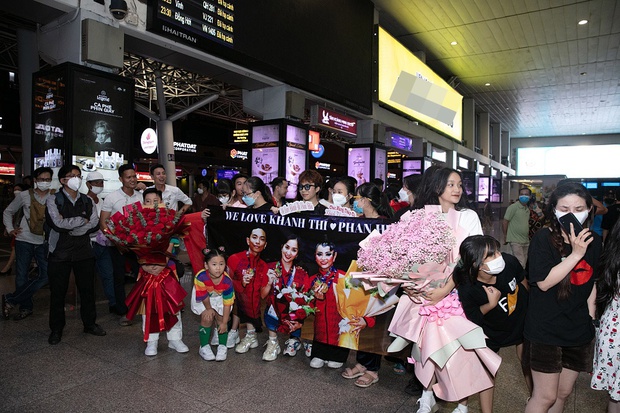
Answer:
[
  {"left": 48, "top": 330, "right": 62, "bottom": 345},
  {"left": 13, "top": 309, "right": 33, "bottom": 321},
  {"left": 84, "top": 324, "right": 107, "bottom": 336},
  {"left": 404, "top": 374, "right": 423, "bottom": 397}
]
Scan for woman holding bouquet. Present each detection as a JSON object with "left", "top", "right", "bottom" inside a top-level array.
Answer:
[{"left": 262, "top": 234, "right": 315, "bottom": 361}]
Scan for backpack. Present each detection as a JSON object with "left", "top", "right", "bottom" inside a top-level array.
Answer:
[{"left": 27, "top": 189, "right": 55, "bottom": 235}]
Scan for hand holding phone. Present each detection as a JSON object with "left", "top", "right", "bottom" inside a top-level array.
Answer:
[{"left": 558, "top": 212, "right": 584, "bottom": 236}]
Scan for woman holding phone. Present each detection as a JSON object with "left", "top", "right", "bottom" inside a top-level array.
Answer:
[{"left": 524, "top": 182, "right": 602, "bottom": 413}]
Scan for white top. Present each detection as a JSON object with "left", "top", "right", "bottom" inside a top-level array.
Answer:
[
  {"left": 101, "top": 188, "right": 143, "bottom": 216},
  {"left": 147, "top": 184, "right": 192, "bottom": 211},
  {"left": 88, "top": 193, "right": 104, "bottom": 243},
  {"left": 458, "top": 208, "right": 484, "bottom": 237},
  {"left": 2, "top": 190, "right": 51, "bottom": 245}
]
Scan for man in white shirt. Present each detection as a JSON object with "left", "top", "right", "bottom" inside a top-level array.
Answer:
[
  {"left": 148, "top": 163, "right": 192, "bottom": 213},
  {"left": 2, "top": 167, "right": 54, "bottom": 320},
  {"left": 100, "top": 164, "right": 143, "bottom": 325}
]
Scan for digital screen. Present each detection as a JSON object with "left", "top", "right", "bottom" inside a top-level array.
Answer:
[
  {"left": 402, "top": 159, "right": 422, "bottom": 177},
  {"left": 251, "top": 147, "right": 279, "bottom": 185},
  {"left": 491, "top": 178, "right": 502, "bottom": 203},
  {"left": 286, "top": 124, "right": 307, "bottom": 146},
  {"left": 584, "top": 182, "right": 598, "bottom": 189},
  {"left": 478, "top": 176, "right": 490, "bottom": 202},
  {"left": 285, "top": 147, "right": 306, "bottom": 199},
  {"left": 251, "top": 124, "right": 279, "bottom": 144},
  {"left": 389, "top": 133, "right": 413, "bottom": 151},
  {"left": 517, "top": 145, "right": 620, "bottom": 178},
  {"left": 375, "top": 148, "right": 387, "bottom": 182},
  {"left": 147, "top": 0, "right": 374, "bottom": 114},
  {"left": 348, "top": 147, "right": 371, "bottom": 186},
  {"left": 216, "top": 169, "right": 238, "bottom": 181},
  {"left": 602, "top": 182, "right": 620, "bottom": 187}
]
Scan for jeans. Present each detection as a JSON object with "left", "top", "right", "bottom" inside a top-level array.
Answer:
[
  {"left": 92, "top": 243, "right": 115, "bottom": 307},
  {"left": 48, "top": 257, "right": 97, "bottom": 332},
  {"left": 7, "top": 240, "right": 49, "bottom": 311}
]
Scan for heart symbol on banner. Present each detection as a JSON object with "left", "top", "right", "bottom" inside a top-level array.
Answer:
[{"left": 329, "top": 223, "right": 337, "bottom": 231}]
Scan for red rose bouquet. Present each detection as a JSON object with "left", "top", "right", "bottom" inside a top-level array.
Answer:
[{"left": 274, "top": 284, "right": 315, "bottom": 333}]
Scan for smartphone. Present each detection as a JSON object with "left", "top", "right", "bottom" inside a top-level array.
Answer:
[{"left": 558, "top": 212, "right": 584, "bottom": 236}]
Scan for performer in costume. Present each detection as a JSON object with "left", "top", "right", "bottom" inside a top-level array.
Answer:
[
  {"left": 228, "top": 227, "right": 270, "bottom": 354},
  {"left": 104, "top": 198, "right": 190, "bottom": 357},
  {"left": 193, "top": 247, "right": 235, "bottom": 362},
  {"left": 263, "top": 234, "right": 315, "bottom": 361}
]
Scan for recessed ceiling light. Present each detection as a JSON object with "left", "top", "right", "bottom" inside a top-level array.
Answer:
[
  {"left": 485, "top": 82, "right": 491, "bottom": 86},
  {"left": 580, "top": 72, "right": 587, "bottom": 76},
  {"left": 578, "top": 19, "right": 588, "bottom": 25},
  {"left": 450, "top": 41, "right": 458, "bottom": 46}
]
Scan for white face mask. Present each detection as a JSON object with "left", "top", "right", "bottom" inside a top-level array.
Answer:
[
  {"left": 36, "top": 181, "right": 51, "bottom": 191},
  {"left": 13, "top": 190, "right": 22, "bottom": 195},
  {"left": 554, "top": 209, "right": 589, "bottom": 224},
  {"left": 90, "top": 185, "right": 103, "bottom": 195},
  {"left": 197, "top": 188, "right": 204, "bottom": 195},
  {"left": 482, "top": 255, "right": 505, "bottom": 275},
  {"left": 332, "top": 193, "right": 347, "bottom": 206},
  {"left": 67, "top": 177, "right": 82, "bottom": 192},
  {"left": 398, "top": 188, "right": 409, "bottom": 202},
  {"left": 218, "top": 196, "right": 229, "bottom": 205}
]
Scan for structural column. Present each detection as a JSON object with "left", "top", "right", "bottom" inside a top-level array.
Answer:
[{"left": 17, "top": 28, "right": 40, "bottom": 178}]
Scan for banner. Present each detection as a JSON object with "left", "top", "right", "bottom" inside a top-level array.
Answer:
[{"left": 200, "top": 207, "right": 402, "bottom": 354}]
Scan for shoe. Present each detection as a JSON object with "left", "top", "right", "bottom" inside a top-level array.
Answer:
[
  {"left": 451, "top": 405, "right": 468, "bottom": 413},
  {"left": 354, "top": 371, "right": 379, "bottom": 388},
  {"left": 327, "top": 360, "right": 344, "bottom": 369},
  {"left": 235, "top": 334, "right": 258, "bottom": 353},
  {"left": 83, "top": 324, "right": 106, "bottom": 336},
  {"left": 415, "top": 393, "right": 438, "bottom": 413},
  {"left": 168, "top": 339, "right": 189, "bottom": 353},
  {"left": 310, "top": 357, "right": 325, "bottom": 368},
  {"left": 145, "top": 341, "right": 158, "bottom": 356},
  {"left": 211, "top": 329, "right": 219, "bottom": 346},
  {"left": 48, "top": 330, "right": 62, "bottom": 345},
  {"left": 262, "top": 339, "right": 281, "bottom": 361},
  {"left": 2, "top": 295, "right": 14, "bottom": 319},
  {"left": 304, "top": 342, "right": 312, "bottom": 357},
  {"left": 283, "top": 338, "right": 301, "bottom": 356},
  {"left": 215, "top": 345, "right": 227, "bottom": 361},
  {"left": 199, "top": 345, "right": 215, "bottom": 361},
  {"left": 118, "top": 315, "right": 133, "bottom": 326},
  {"left": 226, "top": 329, "right": 240, "bottom": 348},
  {"left": 404, "top": 375, "right": 424, "bottom": 397}
]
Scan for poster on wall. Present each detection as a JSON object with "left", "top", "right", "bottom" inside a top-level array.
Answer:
[
  {"left": 491, "top": 178, "right": 502, "bottom": 203},
  {"left": 71, "top": 69, "right": 134, "bottom": 195},
  {"left": 402, "top": 159, "right": 422, "bottom": 177},
  {"left": 32, "top": 69, "right": 66, "bottom": 175},
  {"left": 252, "top": 147, "right": 279, "bottom": 185},
  {"left": 375, "top": 148, "right": 387, "bottom": 183},
  {"left": 478, "top": 176, "right": 490, "bottom": 203},
  {"left": 251, "top": 124, "right": 280, "bottom": 144},
  {"left": 286, "top": 124, "right": 306, "bottom": 146},
  {"left": 348, "top": 147, "right": 371, "bottom": 186},
  {"left": 285, "top": 147, "right": 306, "bottom": 198}
]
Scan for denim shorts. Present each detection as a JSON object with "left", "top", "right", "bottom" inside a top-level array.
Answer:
[{"left": 526, "top": 340, "right": 594, "bottom": 373}]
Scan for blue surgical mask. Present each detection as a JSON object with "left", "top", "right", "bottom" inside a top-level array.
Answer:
[
  {"left": 352, "top": 200, "right": 363, "bottom": 214},
  {"left": 518, "top": 195, "right": 530, "bottom": 204},
  {"left": 242, "top": 194, "right": 256, "bottom": 207}
]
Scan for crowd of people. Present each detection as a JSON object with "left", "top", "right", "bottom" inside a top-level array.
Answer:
[{"left": 1, "top": 164, "right": 619, "bottom": 413}]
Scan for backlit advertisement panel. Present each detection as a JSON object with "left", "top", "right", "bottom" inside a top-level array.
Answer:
[{"left": 378, "top": 27, "right": 463, "bottom": 141}]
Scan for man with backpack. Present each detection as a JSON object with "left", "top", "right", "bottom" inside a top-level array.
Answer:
[
  {"left": 45, "top": 164, "right": 105, "bottom": 345},
  {"left": 2, "top": 167, "right": 54, "bottom": 320}
]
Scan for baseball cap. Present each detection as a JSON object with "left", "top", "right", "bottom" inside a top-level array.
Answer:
[{"left": 85, "top": 171, "right": 106, "bottom": 182}]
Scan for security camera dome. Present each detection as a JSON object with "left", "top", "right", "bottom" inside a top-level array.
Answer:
[{"left": 109, "top": 0, "right": 128, "bottom": 20}]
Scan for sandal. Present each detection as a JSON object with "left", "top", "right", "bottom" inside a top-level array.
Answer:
[
  {"left": 341, "top": 363, "right": 367, "bottom": 379},
  {"left": 355, "top": 371, "right": 379, "bottom": 388},
  {"left": 393, "top": 362, "right": 406, "bottom": 375},
  {"left": 2, "top": 294, "right": 13, "bottom": 319}
]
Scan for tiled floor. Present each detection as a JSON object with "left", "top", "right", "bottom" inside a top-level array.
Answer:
[{"left": 0, "top": 252, "right": 608, "bottom": 412}]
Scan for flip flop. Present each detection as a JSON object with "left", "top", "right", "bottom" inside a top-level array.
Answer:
[
  {"left": 393, "top": 362, "right": 406, "bottom": 375},
  {"left": 355, "top": 371, "right": 379, "bottom": 388},
  {"left": 341, "top": 363, "right": 366, "bottom": 379}
]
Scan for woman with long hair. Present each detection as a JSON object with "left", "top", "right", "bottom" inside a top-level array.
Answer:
[
  {"left": 353, "top": 182, "right": 394, "bottom": 219},
  {"left": 241, "top": 176, "right": 273, "bottom": 211},
  {"left": 524, "top": 182, "right": 602, "bottom": 413}
]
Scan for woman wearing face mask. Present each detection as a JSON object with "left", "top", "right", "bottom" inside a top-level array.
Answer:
[
  {"left": 352, "top": 183, "right": 394, "bottom": 219},
  {"left": 241, "top": 177, "right": 273, "bottom": 212},
  {"left": 524, "top": 182, "right": 602, "bottom": 413},
  {"left": 454, "top": 235, "right": 530, "bottom": 413},
  {"left": 332, "top": 176, "right": 357, "bottom": 209}
]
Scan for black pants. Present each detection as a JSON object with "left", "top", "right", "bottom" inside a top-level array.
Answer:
[
  {"left": 48, "top": 257, "right": 97, "bottom": 332},
  {"left": 311, "top": 340, "right": 350, "bottom": 363},
  {"left": 108, "top": 247, "right": 138, "bottom": 315},
  {"left": 357, "top": 351, "right": 381, "bottom": 372}
]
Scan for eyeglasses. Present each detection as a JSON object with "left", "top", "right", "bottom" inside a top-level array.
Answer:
[
  {"left": 36, "top": 178, "right": 52, "bottom": 182},
  {"left": 299, "top": 184, "right": 316, "bottom": 191},
  {"left": 64, "top": 174, "right": 82, "bottom": 179},
  {"left": 242, "top": 190, "right": 256, "bottom": 197}
]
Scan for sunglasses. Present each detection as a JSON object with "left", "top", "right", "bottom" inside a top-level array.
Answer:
[{"left": 299, "top": 184, "right": 316, "bottom": 191}]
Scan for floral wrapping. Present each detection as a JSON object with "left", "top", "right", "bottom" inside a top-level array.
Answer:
[
  {"left": 591, "top": 295, "right": 620, "bottom": 401},
  {"left": 273, "top": 284, "right": 315, "bottom": 333}
]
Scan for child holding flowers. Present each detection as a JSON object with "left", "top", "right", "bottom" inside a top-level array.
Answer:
[
  {"left": 194, "top": 247, "right": 234, "bottom": 361},
  {"left": 262, "top": 234, "right": 315, "bottom": 361}
]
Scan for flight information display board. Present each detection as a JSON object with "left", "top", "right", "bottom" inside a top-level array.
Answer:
[{"left": 147, "top": 0, "right": 374, "bottom": 114}]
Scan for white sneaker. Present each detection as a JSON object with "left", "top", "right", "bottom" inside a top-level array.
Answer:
[
  {"left": 262, "top": 339, "right": 281, "bottom": 361},
  {"left": 215, "top": 345, "right": 227, "bottom": 361},
  {"left": 145, "top": 341, "right": 158, "bottom": 356},
  {"left": 235, "top": 334, "right": 258, "bottom": 353},
  {"left": 168, "top": 339, "right": 189, "bottom": 353},
  {"left": 283, "top": 338, "right": 301, "bottom": 356},
  {"left": 199, "top": 345, "right": 215, "bottom": 361},
  {"left": 310, "top": 357, "right": 325, "bottom": 368},
  {"left": 304, "top": 342, "right": 312, "bottom": 357},
  {"left": 211, "top": 330, "right": 219, "bottom": 346},
  {"left": 327, "top": 360, "right": 343, "bottom": 369},
  {"left": 226, "top": 329, "right": 240, "bottom": 348},
  {"left": 451, "top": 405, "right": 468, "bottom": 413},
  {"left": 415, "top": 393, "right": 437, "bottom": 413}
]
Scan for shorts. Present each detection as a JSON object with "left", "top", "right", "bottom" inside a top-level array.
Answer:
[{"left": 526, "top": 340, "right": 594, "bottom": 374}]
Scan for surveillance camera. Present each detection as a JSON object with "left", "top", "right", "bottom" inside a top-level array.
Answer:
[{"left": 109, "top": 0, "right": 128, "bottom": 20}]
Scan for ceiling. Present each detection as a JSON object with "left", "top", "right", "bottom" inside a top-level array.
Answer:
[{"left": 372, "top": 0, "right": 620, "bottom": 138}]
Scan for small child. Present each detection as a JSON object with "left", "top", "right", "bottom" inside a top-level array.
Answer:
[{"left": 194, "top": 247, "right": 235, "bottom": 361}]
